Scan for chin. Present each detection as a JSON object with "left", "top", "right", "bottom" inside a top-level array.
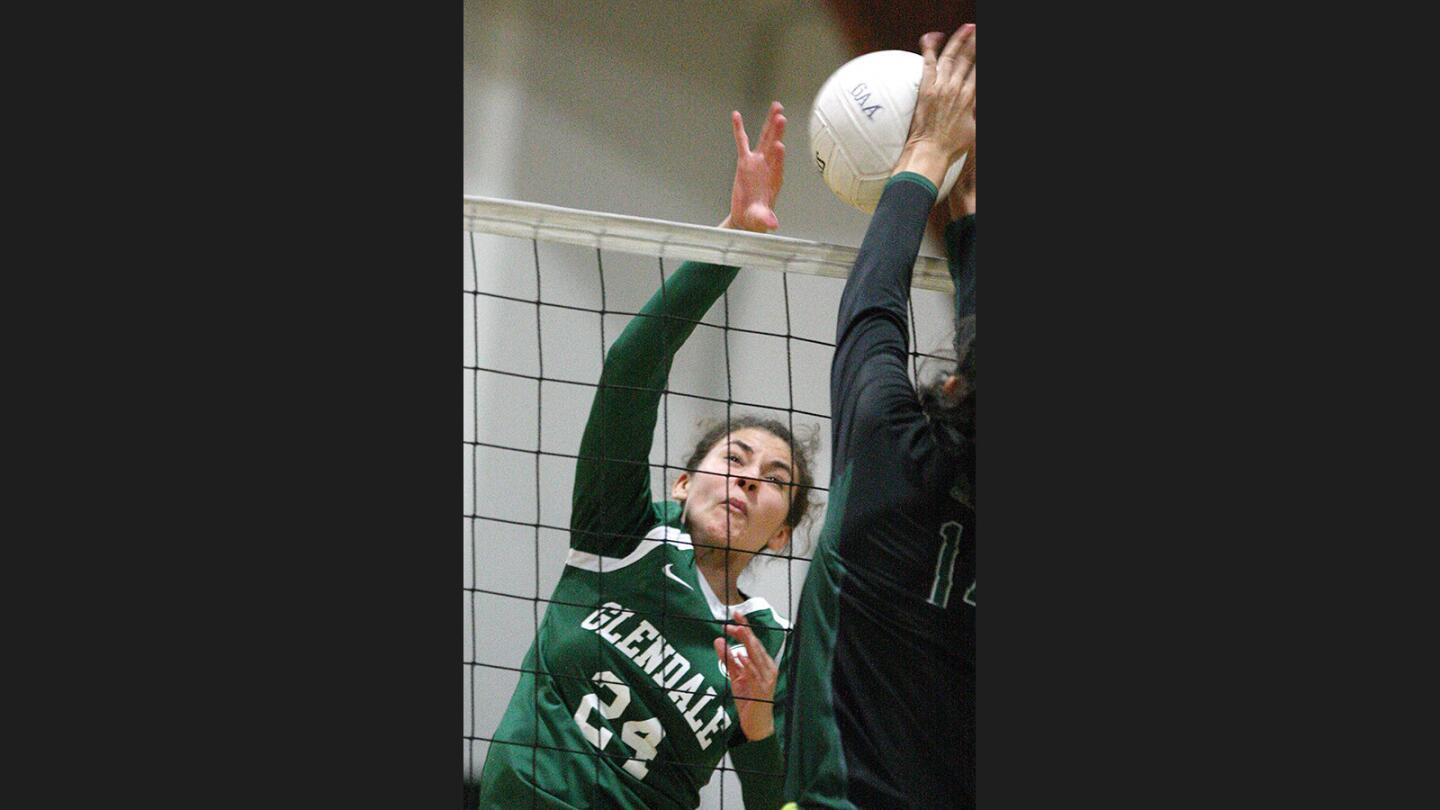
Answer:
[{"left": 692, "top": 517, "right": 745, "bottom": 549}]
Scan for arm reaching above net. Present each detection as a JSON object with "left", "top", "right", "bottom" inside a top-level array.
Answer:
[
  {"left": 721, "top": 102, "right": 787, "bottom": 233},
  {"left": 569, "top": 103, "right": 789, "bottom": 555},
  {"left": 892, "top": 26, "right": 976, "bottom": 192}
]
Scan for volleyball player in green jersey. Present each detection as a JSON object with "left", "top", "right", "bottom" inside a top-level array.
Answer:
[
  {"left": 778, "top": 25, "right": 977, "bottom": 809},
  {"left": 478, "top": 101, "right": 819, "bottom": 809}
]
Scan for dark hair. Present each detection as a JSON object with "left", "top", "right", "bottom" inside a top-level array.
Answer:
[
  {"left": 919, "top": 315, "right": 976, "bottom": 487},
  {"left": 681, "top": 414, "right": 820, "bottom": 539}
]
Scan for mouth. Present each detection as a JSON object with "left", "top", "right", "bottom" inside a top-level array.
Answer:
[{"left": 725, "top": 498, "right": 748, "bottom": 516}]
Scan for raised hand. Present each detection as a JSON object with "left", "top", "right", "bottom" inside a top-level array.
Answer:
[
  {"left": 722, "top": 101, "right": 787, "bottom": 233},
  {"left": 713, "top": 609, "right": 779, "bottom": 740},
  {"left": 911, "top": 25, "right": 976, "bottom": 163},
  {"left": 894, "top": 24, "right": 976, "bottom": 189}
]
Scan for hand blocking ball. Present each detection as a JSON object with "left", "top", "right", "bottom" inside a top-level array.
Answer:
[{"left": 810, "top": 50, "right": 967, "bottom": 213}]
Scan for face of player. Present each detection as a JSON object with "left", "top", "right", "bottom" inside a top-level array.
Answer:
[{"left": 672, "top": 427, "right": 794, "bottom": 557}]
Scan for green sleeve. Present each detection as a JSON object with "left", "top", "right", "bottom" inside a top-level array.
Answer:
[
  {"left": 730, "top": 733, "right": 785, "bottom": 809},
  {"left": 569, "top": 260, "right": 740, "bottom": 554}
]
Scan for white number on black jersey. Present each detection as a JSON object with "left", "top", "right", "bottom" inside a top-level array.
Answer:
[{"left": 928, "top": 522, "right": 964, "bottom": 608}]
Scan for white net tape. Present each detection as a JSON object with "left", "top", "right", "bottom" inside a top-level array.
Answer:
[{"left": 464, "top": 196, "right": 955, "bottom": 293}]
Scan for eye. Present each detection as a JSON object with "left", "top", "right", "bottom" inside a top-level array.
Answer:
[{"left": 727, "top": 454, "right": 742, "bottom": 463}]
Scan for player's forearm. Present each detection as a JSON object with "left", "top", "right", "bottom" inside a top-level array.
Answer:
[
  {"left": 628, "top": 260, "right": 740, "bottom": 366},
  {"left": 618, "top": 259, "right": 738, "bottom": 366},
  {"left": 737, "top": 701, "right": 774, "bottom": 741},
  {"left": 891, "top": 140, "right": 952, "bottom": 191},
  {"left": 835, "top": 174, "right": 936, "bottom": 351},
  {"left": 579, "top": 260, "right": 737, "bottom": 455}
]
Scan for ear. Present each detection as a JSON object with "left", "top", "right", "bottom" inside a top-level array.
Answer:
[
  {"left": 671, "top": 471, "right": 690, "bottom": 501},
  {"left": 765, "top": 523, "right": 792, "bottom": 553}
]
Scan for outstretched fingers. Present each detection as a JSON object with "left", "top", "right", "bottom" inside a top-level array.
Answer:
[
  {"left": 769, "top": 139, "right": 786, "bottom": 178},
  {"left": 756, "top": 101, "right": 786, "bottom": 153},
  {"left": 919, "top": 30, "right": 943, "bottom": 87},
  {"left": 939, "top": 23, "right": 974, "bottom": 68},
  {"left": 727, "top": 100, "right": 788, "bottom": 233},
  {"left": 713, "top": 637, "right": 740, "bottom": 676},
  {"left": 732, "top": 110, "right": 751, "bottom": 159},
  {"left": 724, "top": 610, "right": 771, "bottom": 667},
  {"left": 920, "top": 30, "right": 945, "bottom": 60},
  {"left": 954, "top": 26, "right": 976, "bottom": 85}
]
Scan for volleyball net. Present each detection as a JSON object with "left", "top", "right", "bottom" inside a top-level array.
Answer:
[{"left": 463, "top": 196, "right": 957, "bottom": 808}]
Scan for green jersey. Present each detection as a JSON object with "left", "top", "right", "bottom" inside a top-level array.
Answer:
[{"left": 478, "top": 261, "right": 789, "bottom": 809}]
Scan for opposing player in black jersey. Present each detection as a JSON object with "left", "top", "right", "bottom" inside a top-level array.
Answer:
[
  {"left": 477, "top": 102, "right": 822, "bottom": 809},
  {"left": 778, "top": 23, "right": 977, "bottom": 809}
]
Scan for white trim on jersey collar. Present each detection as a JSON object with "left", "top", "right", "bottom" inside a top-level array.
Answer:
[
  {"left": 563, "top": 534, "right": 665, "bottom": 574},
  {"left": 563, "top": 525, "right": 790, "bottom": 627}
]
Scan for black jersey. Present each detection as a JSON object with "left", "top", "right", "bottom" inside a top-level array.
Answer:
[{"left": 779, "top": 174, "right": 975, "bottom": 809}]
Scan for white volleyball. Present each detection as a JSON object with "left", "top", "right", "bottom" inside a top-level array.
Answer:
[{"left": 809, "top": 50, "right": 966, "bottom": 213}]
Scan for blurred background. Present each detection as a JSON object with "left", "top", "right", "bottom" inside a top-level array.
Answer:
[{"left": 464, "top": 2, "right": 970, "bottom": 806}]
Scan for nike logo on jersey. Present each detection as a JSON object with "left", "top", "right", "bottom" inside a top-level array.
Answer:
[{"left": 663, "top": 563, "right": 694, "bottom": 591}]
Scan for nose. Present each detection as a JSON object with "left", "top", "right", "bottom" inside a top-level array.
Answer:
[{"left": 732, "top": 466, "right": 760, "bottom": 493}]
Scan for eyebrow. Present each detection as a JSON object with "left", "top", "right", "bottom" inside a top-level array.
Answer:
[{"left": 729, "top": 439, "right": 793, "bottom": 477}]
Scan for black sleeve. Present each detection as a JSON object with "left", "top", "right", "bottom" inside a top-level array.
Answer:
[{"left": 830, "top": 174, "right": 952, "bottom": 488}]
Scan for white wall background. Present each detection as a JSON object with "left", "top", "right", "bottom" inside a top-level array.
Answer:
[{"left": 463, "top": 2, "right": 956, "bottom": 806}]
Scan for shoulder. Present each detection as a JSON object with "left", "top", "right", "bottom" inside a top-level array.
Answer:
[
  {"left": 731, "top": 596, "right": 790, "bottom": 658},
  {"left": 733, "top": 596, "right": 790, "bottom": 630},
  {"left": 564, "top": 502, "right": 687, "bottom": 573},
  {"left": 654, "top": 499, "right": 683, "bottom": 528}
]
